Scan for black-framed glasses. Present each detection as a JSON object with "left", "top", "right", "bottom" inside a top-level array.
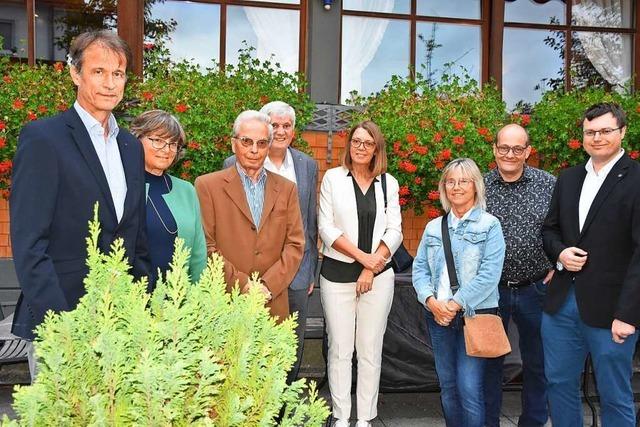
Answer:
[
  {"left": 495, "top": 144, "right": 528, "bottom": 156},
  {"left": 147, "top": 136, "right": 179, "bottom": 153},
  {"left": 444, "top": 178, "right": 473, "bottom": 189},
  {"left": 351, "top": 138, "right": 376, "bottom": 150},
  {"left": 583, "top": 127, "right": 622, "bottom": 138},
  {"left": 234, "top": 136, "right": 270, "bottom": 149}
]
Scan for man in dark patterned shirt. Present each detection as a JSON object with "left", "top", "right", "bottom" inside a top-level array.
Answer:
[{"left": 483, "top": 124, "right": 556, "bottom": 427}]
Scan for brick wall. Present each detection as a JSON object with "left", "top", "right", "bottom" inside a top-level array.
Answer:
[{"left": 0, "top": 130, "right": 430, "bottom": 259}]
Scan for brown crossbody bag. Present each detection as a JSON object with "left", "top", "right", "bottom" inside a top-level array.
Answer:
[{"left": 441, "top": 213, "right": 511, "bottom": 358}]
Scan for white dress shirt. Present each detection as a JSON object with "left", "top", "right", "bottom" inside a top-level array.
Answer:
[
  {"left": 264, "top": 148, "right": 297, "bottom": 184},
  {"left": 437, "top": 209, "right": 471, "bottom": 301},
  {"left": 74, "top": 101, "right": 127, "bottom": 222},
  {"left": 578, "top": 149, "right": 625, "bottom": 232}
]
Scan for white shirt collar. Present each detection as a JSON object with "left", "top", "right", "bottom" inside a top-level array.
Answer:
[
  {"left": 74, "top": 100, "right": 119, "bottom": 139},
  {"left": 265, "top": 148, "right": 293, "bottom": 171},
  {"left": 585, "top": 149, "right": 625, "bottom": 178}
]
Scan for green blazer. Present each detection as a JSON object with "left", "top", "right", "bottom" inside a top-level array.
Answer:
[{"left": 146, "top": 175, "right": 207, "bottom": 281}]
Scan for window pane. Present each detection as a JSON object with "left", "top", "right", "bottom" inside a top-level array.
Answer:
[
  {"left": 341, "top": 16, "right": 409, "bottom": 104},
  {"left": 572, "top": 0, "right": 633, "bottom": 29},
  {"left": 415, "top": 22, "right": 481, "bottom": 84},
  {"left": 505, "top": 0, "right": 565, "bottom": 25},
  {"left": 36, "top": 0, "right": 118, "bottom": 61},
  {"left": 343, "top": 0, "right": 410, "bottom": 15},
  {"left": 502, "top": 28, "right": 564, "bottom": 109},
  {"left": 249, "top": 0, "right": 299, "bottom": 4},
  {"left": 0, "top": 0, "right": 28, "bottom": 59},
  {"left": 226, "top": 6, "right": 299, "bottom": 74},
  {"left": 571, "top": 31, "right": 632, "bottom": 91},
  {"left": 149, "top": 0, "right": 220, "bottom": 68},
  {"left": 417, "top": 0, "right": 481, "bottom": 20}
]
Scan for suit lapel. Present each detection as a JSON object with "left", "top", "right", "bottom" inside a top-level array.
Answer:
[
  {"left": 64, "top": 108, "right": 117, "bottom": 221},
  {"left": 117, "top": 132, "right": 137, "bottom": 224},
  {"left": 223, "top": 167, "right": 254, "bottom": 226},
  {"left": 568, "top": 167, "right": 586, "bottom": 242},
  {"left": 578, "top": 156, "right": 629, "bottom": 241},
  {"left": 259, "top": 171, "right": 280, "bottom": 230}
]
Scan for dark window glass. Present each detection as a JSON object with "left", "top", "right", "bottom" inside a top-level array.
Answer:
[{"left": 0, "top": 0, "right": 28, "bottom": 58}]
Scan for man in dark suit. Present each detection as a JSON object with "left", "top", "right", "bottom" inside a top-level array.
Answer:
[
  {"left": 10, "top": 31, "right": 150, "bottom": 367},
  {"left": 223, "top": 101, "right": 318, "bottom": 383},
  {"left": 542, "top": 102, "right": 640, "bottom": 426}
]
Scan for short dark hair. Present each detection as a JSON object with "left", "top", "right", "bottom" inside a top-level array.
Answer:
[
  {"left": 69, "top": 30, "right": 132, "bottom": 73},
  {"left": 583, "top": 102, "right": 627, "bottom": 128}
]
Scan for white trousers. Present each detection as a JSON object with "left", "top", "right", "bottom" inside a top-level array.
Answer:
[{"left": 320, "top": 268, "right": 395, "bottom": 421}]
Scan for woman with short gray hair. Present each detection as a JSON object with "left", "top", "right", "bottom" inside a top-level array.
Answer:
[
  {"left": 412, "top": 158, "right": 505, "bottom": 427},
  {"left": 131, "top": 110, "right": 207, "bottom": 284}
]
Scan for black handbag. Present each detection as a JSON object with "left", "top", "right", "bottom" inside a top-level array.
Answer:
[{"left": 381, "top": 173, "right": 414, "bottom": 273}]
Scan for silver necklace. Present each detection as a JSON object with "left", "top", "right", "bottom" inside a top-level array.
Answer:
[{"left": 147, "top": 174, "right": 178, "bottom": 235}]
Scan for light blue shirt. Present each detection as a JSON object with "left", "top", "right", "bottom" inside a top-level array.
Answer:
[
  {"left": 74, "top": 101, "right": 127, "bottom": 222},
  {"left": 236, "top": 163, "right": 267, "bottom": 228},
  {"left": 412, "top": 206, "right": 505, "bottom": 316}
]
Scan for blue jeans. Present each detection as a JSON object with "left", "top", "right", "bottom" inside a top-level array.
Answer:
[
  {"left": 485, "top": 280, "right": 548, "bottom": 427},
  {"left": 542, "top": 286, "right": 639, "bottom": 427},
  {"left": 427, "top": 311, "right": 487, "bottom": 427}
]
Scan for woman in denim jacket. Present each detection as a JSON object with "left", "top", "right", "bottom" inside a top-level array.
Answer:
[{"left": 413, "top": 158, "right": 505, "bottom": 427}]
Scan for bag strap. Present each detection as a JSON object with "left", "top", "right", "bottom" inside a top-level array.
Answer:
[
  {"left": 441, "top": 212, "right": 460, "bottom": 294},
  {"left": 381, "top": 173, "right": 388, "bottom": 211}
]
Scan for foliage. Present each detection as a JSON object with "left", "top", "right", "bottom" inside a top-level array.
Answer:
[
  {"left": 350, "top": 73, "right": 507, "bottom": 216},
  {"left": 2, "top": 206, "right": 329, "bottom": 426},
  {"left": 127, "top": 46, "right": 315, "bottom": 181},
  {"left": 0, "top": 47, "right": 314, "bottom": 196}
]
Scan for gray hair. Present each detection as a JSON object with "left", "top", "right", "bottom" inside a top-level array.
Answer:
[
  {"left": 438, "top": 158, "right": 487, "bottom": 212},
  {"left": 232, "top": 110, "right": 273, "bottom": 142},
  {"left": 259, "top": 101, "right": 296, "bottom": 128},
  {"left": 130, "top": 110, "right": 186, "bottom": 147},
  {"left": 69, "top": 30, "right": 132, "bottom": 73}
]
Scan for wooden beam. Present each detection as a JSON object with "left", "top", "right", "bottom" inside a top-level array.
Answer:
[
  {"left": 117, "top": 0, "right": 144, "bottom": 78},
  {"left": 488, "top": 0, "right": 504, "bottom": 91},
  {"left": 634, "top": 0, "right": 640, "bottom": 91},
  {"left": 26, "top": 0, "right": 35, "bottom": 66}
]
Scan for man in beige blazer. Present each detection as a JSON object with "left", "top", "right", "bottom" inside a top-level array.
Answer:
[{"left": 195, "top": 110, "right": 305, "bottom": 322}]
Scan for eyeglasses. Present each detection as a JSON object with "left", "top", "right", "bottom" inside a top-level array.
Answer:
[
  {"left": 234, "top": 136, "right": 270, "bottom": 149},
  {"left": 444, "top": 178, "right": 473, "bottom": 188},
  {"left": 147, "top": 136, "right": 179, "bottom": 153},
  {"left": 351, "top": 138, "right": 376, "bottom": 150},
  {"left": 583, "top": 127, "right": 622, "bottom": 138},
  {"left": 495, "top": 144, "right": 528, "bottom": 156}
]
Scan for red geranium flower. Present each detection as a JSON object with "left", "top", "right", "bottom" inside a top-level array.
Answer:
[
  {"left": 636, "top": 105, "right": 640, "bottom": 114},
  {"left": 434, "top": 160, "right": 445, "bottom": 170},
  {"left": 414, "top": 177, "right": 422, "bottom": 185},
  {"left": 488, "top": 161, "right": 497, "bottom": 169},
  {"left": 182, "top": 160, "right": 193, "bottom": 169},
  {"left": 440, "top": 148, "right": 451, "bottom": 161},
  {"left": 56, "top": 103, "right": 68, "bottom": 112},
  {"left": 453, "top": 136, "right": 465, "bottom": 146},
  {"left": 477, "top": 127, "right": 489, "bottom": 136},
  {"left": 38, "top": 105, "right": 47, "bottom": 114},
  {"left": 433, "top": 132, "right": 443, "bottom": 143},
  {"left": 27, "top": 111, "right": 37, "bottom": 121},
  {"left": 630, "top": 150, "right": 640, "bottom": 160},
  {"left": 427, "top": 207, "right": 441, "bottom": 219},
  {"left": 2, "top": 75, "right": 11, "bottom": 84},
  {"left": 399, "top": 160, "right": 417, "bottom": 173},
  {"left": 560, "top": 161, "right": 569, "bottom": 169},
  {"left": 449, "top": 118, "right": 465, "bottom": 131},
  {"left": 142, "top": 91, "right": 154, "bottom": 101},
  {"left": 0, "top": 161, "right": 12, "bottom": 174},
  {"left": 260, "top": 95, "right": 270, "bottom": 104},
  {"left": 180, "top": 172, "right": 191, "bottom": 180},
  {"left": 530, "top": 147, "right": 538, "bottom": 155},
  {"left": 428, "top": 190, "right": 440, "bottom": 201},
  {"left": 393, "top": 141, "right": 401, "bottom": 153},
  {"left": 143, "top": 42, "right": 155, "bottom": 50},
  {"left": 0, "top": 121, "right": 5, "bottom": 131},
  {"left": 53, "top": 62, "right": 64, "bottom": 72},
  {"left": 521, "top": 114, "right": 531, "bottom": 126},
  {"left": 175, "top": 103, "right": 189, "bottom": 113},
  {"left": 413, "top": 145, "right": 428, "bottom": 155},
  {"left": 399, "top": 185, "right": 411, "bottom": 196},
  {"left": 12, "top": 99, "right": 24, "bottom": 110},
  {"left": 568, "top": 139, "right": 582, "bottom": 150},
  {"left": 0, "top": 138, "right": 6, "bottom": 148},
  {"left": 336, "top": 129, "right": 347, "bottom": 138},
  {"left": 406, "top": 133, "right": 417, "bottom": 144},
  {"left": 187, "top": 141, "right": 201, "bottom": 150},
  {"left": 399, "top": 197, "right": 408, "bottom": 206}
]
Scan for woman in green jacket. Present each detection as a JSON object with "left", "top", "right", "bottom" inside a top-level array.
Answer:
[{"left": 131, "top": 110, "right": 207, "bottom": 284}]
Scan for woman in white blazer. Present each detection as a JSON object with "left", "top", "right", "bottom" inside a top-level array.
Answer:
[{"left": 318, "top": 120, "right": 403, "bottom": 427}]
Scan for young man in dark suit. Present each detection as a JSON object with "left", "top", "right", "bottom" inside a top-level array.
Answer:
[
  {"left": 10, "top": 31, "right": 150, "bottom": 375},
  {"left": 542, "top": 103, "right": 640, "bottom": 426}
]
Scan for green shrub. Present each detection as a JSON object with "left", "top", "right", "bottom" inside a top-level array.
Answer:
[{"left": 2, "top": 206, "right": 329, "bottom": 426}]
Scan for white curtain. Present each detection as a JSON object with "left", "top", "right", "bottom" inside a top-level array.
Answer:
[
  {"left": 573, "top": 0, "right": 631, "bottom": 90},
  {"left": 341, "top": 0, "right": 395, "bottom": 104},
  {"left": 243, "top": 7, "right": 299, "bottom": 74}
]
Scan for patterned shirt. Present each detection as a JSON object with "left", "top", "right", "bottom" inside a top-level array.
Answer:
[
  {"left": 484, "top": 165, "right": 556, "bottom": 281},
  {"left": 236, "top": 163, "right": 267, "bottom": 228}
]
